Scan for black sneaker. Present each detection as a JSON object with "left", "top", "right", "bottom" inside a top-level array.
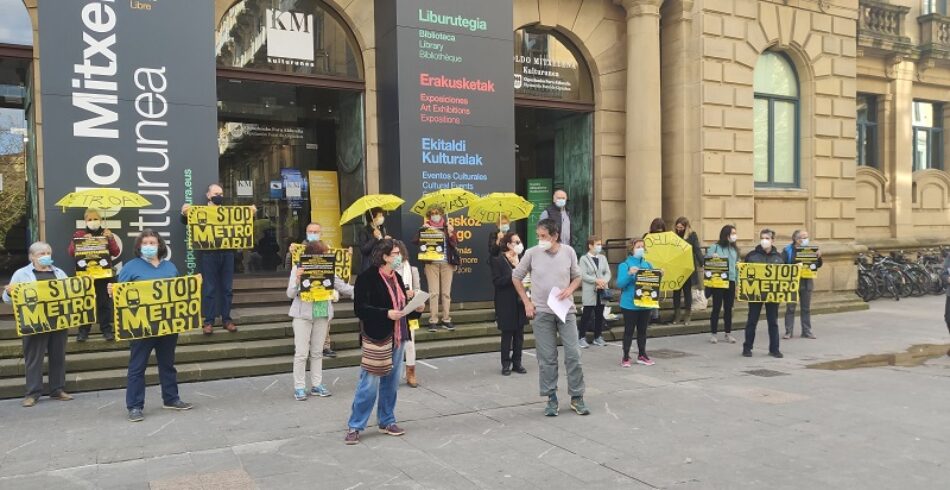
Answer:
[
  {"left": 512, "top": 364, "right": 528, "bottom": 374},
  {"left": 428, "top": 324, "right": 439, "bottom": 333},
  {"left": 769, "top": 351, "right": 784, "bottom": 359},
  {"left": 742, "top": 349, "right": 753, "bottom": 357},
  {"left": 128, "top": 408, "right": 144, "bottom": 422},
  {"left": 163, "top": 400, "right": 194, "bottom": 411},
  {"left": 76, "top": 329, "right": 89, "bottom": 343},
  {"left": 323, "top": 348, "right": 338, "bottom": 359},
  {"left": 440, "top": 321, "right": 455, "bottom": 331}
]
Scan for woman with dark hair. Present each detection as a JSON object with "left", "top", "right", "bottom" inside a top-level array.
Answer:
[
  {"left": 113, "top": 229, "right": 193, "bottom": 422},
  {"left": 344, "top": 239, "right": 424, "bottom": 445},
  {"left": 672, "top": 217, "right": 703, "bottom": 326},
  {"left": 358, "top": 207, "right": 389, "bottom": 273},
  {"left": 706, "top": 225, "right": 740, "bottom": 344},
  {"left": 615, "top": 239, "right": 655, "bottom": 367},
  {"left": 491, "top": 231, "right": 528, "bottom": 376},
  {"left": 646, "top": 218, "right": 666, "bottom": 236}
]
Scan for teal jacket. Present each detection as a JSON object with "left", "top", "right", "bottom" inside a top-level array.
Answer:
[
  {"left": 705, "top": 243, "right": 738, "bottom": 282},
  {"left": 616, "top": 255, "right": 653, "bottom": 311}
]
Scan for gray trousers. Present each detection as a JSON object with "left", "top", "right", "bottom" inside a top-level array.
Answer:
[
  {"left": 532, "top": 312, "right": 585, "bottom": 398},
  {"left": 785, "top": 278, "right": 813, "bottom": 336},
  {"left": 23, "top": 330, "right": 68, "bottom": 398}
]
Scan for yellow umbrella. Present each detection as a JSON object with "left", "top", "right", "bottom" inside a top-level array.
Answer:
[
  {"left": 468, "top": 193, "right": 534, "bottom": 223},
  {"left": 643, "top": 231, "right": 695, "bottom": 292},
  {"left": 339, "top": 194, "right": 405, "bottom": 225},
  {"left": 409, "top": 188, "right": 478, "bottom": 217},
  {"left": 55, "top": 188, "right": 151, "bottom": 211}
]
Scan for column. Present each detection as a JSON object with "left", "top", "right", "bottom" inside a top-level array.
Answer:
[
  {"left": 886, "top": 58, "right": 914, "bottom": 238},
  {"left": 617, "top": 0, "right": 664, "bottom": 237}
]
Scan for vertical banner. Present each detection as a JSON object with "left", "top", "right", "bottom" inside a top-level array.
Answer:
[
  {"left": 73, "top": 236, "right": 114, "bottom": 279},
  {"left": 795, "top": 246, "right": 820, "bottom": 279},
  {"left": 375, "top": 0, "right": 514, "bottom": 301},
  {"left": 737, "top": 263, "right": 801, "bottom": 303},
  {"left": 703, "top": 257, "right": 730, "bottom": 289},
  {"left": 308, "top": 171, "right": 342, "bottom": 248},
  {"left": 417, "top": 227, "right": 447, "bottom": 261},
  {"left": 38, "top": 1, "right": 218, "bottom": 275},
  {"left": 633, "top": 270, "right": 663, "bottom": 309},
  {"left": 113, "top": 275, "right": 202, "bottom": 340},
  {"left": 11, "top": 277, "right": 97, "bottom": 336},
  {"left": 299, "top": 253, "right": 336, "bottom": 302},
  {"left": 526, "top": 178, "right": 552, "bottom": 248}
]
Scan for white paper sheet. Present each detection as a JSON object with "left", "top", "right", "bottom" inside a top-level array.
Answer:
[
  {"left": 547, "top": 287, "right": 573, "bottom": 323},
  {"left": 400, "top": 291, "right": 430, "bottom": 315}
]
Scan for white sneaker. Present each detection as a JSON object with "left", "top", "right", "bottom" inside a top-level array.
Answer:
[
  {"left": 592, "top": 337, "right": 608, "bottom": 347},
  {"left": 578, "top": 338, "right": 590, "bottom": 349},
  {"left": 709, "top": 335, "right": 718, "bottom": 344},
  {"left": 725, "top": 334, "right": 737, "bottom": 344}
]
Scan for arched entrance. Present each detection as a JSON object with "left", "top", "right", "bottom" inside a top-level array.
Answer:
[
  {"left": 513, "top": 27, "right": 594, "bottom": 254},
  {"left": 0, "top": 0, "right": 35, "bottom": 275},
  {"left": 215, "top": 0, "right": 365, "bottom": 274}
]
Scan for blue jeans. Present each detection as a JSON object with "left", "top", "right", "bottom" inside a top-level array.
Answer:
[
  {"left": 126, "top": 334, "right": 180, "bottom": 410},
  {"left": 347, "top": 343, "right": 405, "bottom": 431},
  {"left": 200, "top": 251, "right": 235, "bottom": 325}
]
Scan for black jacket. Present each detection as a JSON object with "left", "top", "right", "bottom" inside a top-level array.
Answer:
[
  {"left": 357, "top": 225, "right": 387, "bottom": 273},
  {"left": 542, "top": 203, "right": 570, "bottom": 245},
  {"left": 353, "top": 266, "right": 422, "bottom": 341},
  {"left": 744, "top": 245, "right": 787, "bottom": 265},
  {"left": 679, "top": 231, "right": 704, "bottom": 268},
  {"left": 488, "top": 229, "right": 505, "bottom": 258},
  {"left": 490, "top": 255, "right": 527, "bottom": 332}
]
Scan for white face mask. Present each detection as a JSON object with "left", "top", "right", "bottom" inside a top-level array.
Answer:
[
  {"left": 538, "top": 240, "right": 552, "bottom": 251},
  {"left": 499, "top": 223, "right": 510, "bottom": 233},
  {"left": 729, "top": 234, "right": 738, "bottom": 243},
  {"left": 593, "top": 245, "right": 602, "bottom": 255},
  {"left": 761, "top": 239, "right": 772, "bottom": 249},
  {"left": 86, "top": 220, "right": 101, "bottom": 231},
  {"left": 430, "top": 214, "right": 442, "bottom": 224},
  {"left": 800, "top": 238, "right": 810, "bottom": 246},
  {"left": 374, "top": 216, "right": 385, "bottom": 226},
  {"left": 554, "top": 198, "right": 567, "bottom": 208},
  {"left": 512, "top": 243, "right": 524, "bottom": 255}
]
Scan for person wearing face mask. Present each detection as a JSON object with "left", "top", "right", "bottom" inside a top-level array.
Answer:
[
  {"left": 414, "top": 205, "right": 458, "bottom": 332},
  {"left": 111, "top": 230, "right": 193, "bottom": 422},
  {"left": 539, "top": 190, "right": 572, "bottom": 246},
  {"left": 180, "top": 184, "right": 253, "bottom": 335},
  {"left": 671, "top": 217, "right": 703, "bottom": 327},
  {"left": 578, "top": 235, "right": 611, "bottom": 348},
  {"left": 783, "top": 229, "right": 822, "bottom": 340},
  {"left": 3, "top": 242, "right": 75, "bottom": 407},
  {"left": 358, "top": 208, "right": 390, "bottom": 273},
  {"left": 344, "top": 239, "right": 425, "bottom": 445},
  {"left": 512, "top": 219, "right": 590, "bottom": 417},
  {"left": 706, "top": 225, "right": 740, "bottom": 344},
  {"left": 393, "top": 240, "right": 422, "bottom": 388},
  {"left": 287, "top": 240, "right": 354, "bottom": 401},
  {"left": 616, "top": 239, "right": 656, "bottom": 367},
  {"left": 741, "top": 229, "right": 787, "bottom": 358},
  {"left": 67, "top": 208, "right": 120, "bottom": 341},
  {"left": 488, "top": 215, "right": 511, "bottom": 257},
  {"left": 491, "top": 232, "right": 528, "bottom": 375}
]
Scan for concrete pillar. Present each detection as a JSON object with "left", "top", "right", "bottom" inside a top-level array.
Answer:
[
  {"left": 886, "top": 58, "right": 914, "bottom": 238},
  {"left": 616, "top": 0, "right": 663, "bottom": 237}
]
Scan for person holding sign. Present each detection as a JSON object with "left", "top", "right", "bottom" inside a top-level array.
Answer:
[
  {"left": 287, "top": 241, "right": 354, "bottom": 401},
  {"left": 491, "top": 232, "right": 528, "bottom": 376},
  {"left": 344, "top": 239, "right": 425, "bottom": 445},
  {"left": 2, "top": 242, "right": 75, "bottom": 407},
  {"left": 113, "top": 230, "right": 194, "bottom": 422},
  {"left": 488, "top": 215, "right": 511, "bottom": 258},
  {"left": 578, "top": 235, "right": 611, "bottom": 348},
  {"left": 414, "top": 205, "right": 458, "bottom": 332},
  {"left": 512, "top": 219, "right": 590, "bottom": 417},
  {"left": 358, "top": 207, "right": 390, "bottom": 273},
  {"left": 705, "top": 225, "right": 740, "bottom": 344},
  {"left": 394, "top": 240, "right": 423, "bottom": 387},
  {"left": 783, "top": 230, "right": 822, "bottom": 340},
  {"left": 66, "top": 208, "right": 119, "bottom": 342},
  {"left": 615, "top": 239, "right": 657, "bottom": 367},
  {"left": 741, "top": 229, "right": 787, "bottom": 359}
]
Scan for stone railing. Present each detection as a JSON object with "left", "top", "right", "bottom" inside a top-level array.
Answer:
[
  {"left": 858, "top": 0, "right": 914, "bottom": 54},
  {"left": 918, "top": 13, "right": 950, "bottom": 60}
]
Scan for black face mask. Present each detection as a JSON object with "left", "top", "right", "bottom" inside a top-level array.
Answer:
[
  {"left": 676, "top": 229, "right": 685, "bottom": 237},
  {"left": 210, "top": 195, "right": 225, "bottom": 205}
]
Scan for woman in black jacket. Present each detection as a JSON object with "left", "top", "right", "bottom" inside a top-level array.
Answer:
[
  {"left": 491, "top": 232, "right": 528, "bottom": 376},
  {"left": 672, "top": 217, "right": 704, "bottom": 326},
  {"left": 357, "top": 207, "right": 389, "bottom": 273},
  {"left": 344, "top": 239, "right": 423, "bottom": 445}
]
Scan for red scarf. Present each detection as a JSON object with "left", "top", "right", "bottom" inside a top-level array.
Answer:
[{"left": 378, "top": 267, "right": 406, "bottom": 346}]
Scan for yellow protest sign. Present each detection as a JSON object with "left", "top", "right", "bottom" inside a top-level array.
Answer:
[
  {"left": 113, "top": 275, "right": 202, "bottom": 340},
  {"left": 703, "top": 257, "right": 730, "bottom": 289},
  {"left": 417, "top": 227, "right": 446, "bottom": 262},
  {"left": 11, "top": 276, "right": 97, "bottom": 336},
  {"left": 737, "top": 263, "right": 801, "bottom": 303},
  {"left": 291, "top": 244, "right": 352, "bottom": 283},
  {"left": 74, "top": 236, "right": 114, "bottom": 279},
  {"left": 308, "top": 171, "right": 342, "bottom": 248},
  {"left": 299, "top": 253, "right": 336, "bottom": 302},
  {"left": 187, "top": 206, "right": 254, "bottom": 250},
  {"left": 796, "top": 246, "right": 820, "bottom": 279},
  {"left": 633, "top": 269, "right": 662, "bottom": 309}
]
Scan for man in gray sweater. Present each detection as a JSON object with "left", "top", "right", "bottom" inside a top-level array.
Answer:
[{"left": 512, "top": 219, "right": 589, "bottom": 417}]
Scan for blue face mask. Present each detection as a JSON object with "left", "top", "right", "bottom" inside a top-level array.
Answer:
[
  {"left": 307, "top": 233, "right": 321, "bottom": 242},
  {"left": 555, "top": 199, "right": 567, "bottom": 208},
  {"left": 392, "top": 255, "right": 403, "bottom": 269},
  {"left": 38, "top": 255, "right": 54, "bottom": 267},
  {"left": 141, "top": 245, "right": 159, "bottom": 258},
  {"left": 633, "top": 248, "right": 645, "bottom": 259},
  {"left": 593, "top": 245, "right": 603, "bottom": 255}
]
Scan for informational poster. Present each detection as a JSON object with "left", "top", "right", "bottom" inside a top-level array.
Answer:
[
  {"left": 526, "top": 178, "right": 552, "bottom": 248},
  {"left": 292, "top": 245, "right": 352, "bottom": 283},
  {"left": 281, "top": 168, "right": 306, "bottom": 209},
  {"left": 299, "top": 253, "right": 336, "bottom": 302},
  {"left": 796, "top": 246, "right": 820, "bottom": 279},
  {"left": 308, "top": 171, "right": 342, "bottom": 248},
  {"left": 737, "top": 263, "right": 801, "bottom": 303},
  {"left": 11, "top": 277, "right": 97, "bottom": 336},
  {"left": 113, "top": 276, "right": 202, "bottom": 340},
  {"left": 417, "top": 227, "right": 447, "bottom": 262},
  {"left": 633, "top": 270, "right": 663, "bottom": 309},
  {"left": 703, "top": 257, "right": 730, "bottom": 289},
  {"left": 37, "top": 1, "right": 218, "bottom": 275},
  {"left": 73, "top": 236, "right": 114, "bottom": 279},
  {"left": 375, "top": 0, "right": 514, "bottom": 301},
  {"left": 187, "top": 206, "right": 254, "bottom": 250}
]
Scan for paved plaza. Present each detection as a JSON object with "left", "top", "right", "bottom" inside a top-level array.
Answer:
[{"left": 0, "top": 296, "right": 948, "bottom": 489}]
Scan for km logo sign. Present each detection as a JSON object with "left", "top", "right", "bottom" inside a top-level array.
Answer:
[{"left": 265, "top": 9, "right": 315, "bottom": 62}]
